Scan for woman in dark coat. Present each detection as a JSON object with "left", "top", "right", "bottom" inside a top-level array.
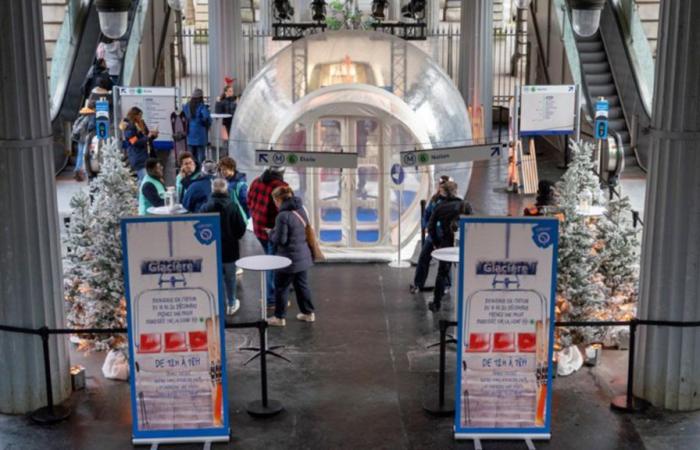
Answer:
[
  {"left": 120, "top": 106, "right": 158, "bottom": 183},
  {"left": 267, "top": 186, "right": 315, "bottom": 326}
]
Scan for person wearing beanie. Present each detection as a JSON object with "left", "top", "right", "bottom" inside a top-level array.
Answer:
[
  {"left": 247, "top": 166, "right": 288, "bottom": 306},
  {"left": 182, "top": 159, "right": 218, "bottom": 213},
  {"left": 182, "top": 88, "right": 211, "bottom": 164},
  {"left": 200, "top": 178, "right": 246, "bottom": 315}
]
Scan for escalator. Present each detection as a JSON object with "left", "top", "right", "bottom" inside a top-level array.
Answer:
[
  {"left": 528, "top": 0, "right": 653, "bottom": 178},
  {"left": 576, "top": 33, "right": 636, "bottom": 171}
]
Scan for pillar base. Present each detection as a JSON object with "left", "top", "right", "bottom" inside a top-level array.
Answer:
[
  {"left": 30, "top": 405, "right": 71, "bottom": 424},
  {"left": 610, "top": 395, "right": 646, "bottom": 414}
]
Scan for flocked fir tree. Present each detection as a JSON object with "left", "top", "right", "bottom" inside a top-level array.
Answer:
[
  {"left": 554, "top": 140, "right": 607, "bottom": 346},
  {"left": 63, "top": 139, "right": 137, "bottom": 350},
  {"left": 64, "top": 191, "right": 95, "bottom": 333},
  {"left": 597, "top": 195, "right": 640, "bottom": 345}
]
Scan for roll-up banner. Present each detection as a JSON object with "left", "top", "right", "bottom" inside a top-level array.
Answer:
[
  {"left": 455, "top": 217, "right": 559, "bottom": 442},
  {"left": 121, "top": 214, "right": 230, "bottom": 445}
]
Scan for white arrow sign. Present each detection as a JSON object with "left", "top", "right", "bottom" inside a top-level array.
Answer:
[
  {"left": 255, "top": 150, "right": 358, "bottom": 168},
  {"left": 400, "top": 143, "right": 506, "bottom": 167}
]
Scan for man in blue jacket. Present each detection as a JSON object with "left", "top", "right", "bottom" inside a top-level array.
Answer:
[
  {"left": 183, "top": 160, "right": 218, "bottom": 213},
  {"left": 183, "top": 88, "right": 211, "bottom": 164}
]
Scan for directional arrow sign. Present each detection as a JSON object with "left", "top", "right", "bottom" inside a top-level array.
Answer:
[
  {"left": 255, "top": 150, "right": 358, "bottom": 168},
  {"left": 399, "top": 143, "right": 506, "bottom": 167}
]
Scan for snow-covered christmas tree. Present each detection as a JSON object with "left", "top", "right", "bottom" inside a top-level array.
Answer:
[
  {"left": 64, "top": 191, "right": 94, "bottom": 333},
  {"left": 555, "top": 140, "right": 607, "bottom": 345},
  {"left": 63, "top": 139, "right": 137, "bottom": 350},
  {"left": 597, "top": 195, "right": 640, "bottom": 345}
]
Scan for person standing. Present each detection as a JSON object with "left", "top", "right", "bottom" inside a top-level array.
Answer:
[
  {"left": 267, "top": 186, "right": 316, "bottom": 326},
  {"left": 218, "top": 156, "right": 248, "bottom": 220},
  {"left": 427, "top": 184, "right": 471, "bottom": 312},
  {"left": 138, "top": 158, "right": 166, "bottom": 215},
  {"left": 121, "top": 107, "right": 158, "bottom": 183},
  {"left": 410, "top": 176, "right": 453, "bottom": 294},
  {"left": 247, "top": 167, "right": 288, "bottom": 307},
  {"left": 175, "top": 151, "right": 200, "bottom": 202},
  {"left": 182, "top": 160, "right": 218, "bottom": 213},
  {"left": 183, "top": 88, "right": 211, "bottom": 164},
  {"left": 96, "top": 37, "right": 125, "bottom": 85},
  {"left": 201, "top": 178, "right": 247, "bottom": 315},
  {"left": 214, "top": 85, "right": 236, "bottom": 140}
]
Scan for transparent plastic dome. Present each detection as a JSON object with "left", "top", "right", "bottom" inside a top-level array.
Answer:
[{"left": 229, "top": 30, "right": 472, "bottom": 259}]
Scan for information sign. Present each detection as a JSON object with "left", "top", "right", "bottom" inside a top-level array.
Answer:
[
  {"left": 595, "top": 98, "right": 609, "bottom": 140},
  {"left": 255, "top": 150, "right": 358, "bottom": 168},
  {"left": 390, "top": 163, "right": 405, "bottom": 185},
  {"left": 455, "top": 217, "right": 558, "bottom": 442},
  {"left": 399, "top": 143, "right": 505, "bottom": 167},
  {"left": 121, "top": 214, "right": 230, "bottom": 445},
  {"left": 118, "top": 86, "right": 177, "bottom": 150},
  {"left": 519, "top": 85, "right": 577, "bottom": 136}
]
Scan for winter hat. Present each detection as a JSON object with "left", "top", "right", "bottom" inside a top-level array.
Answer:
[
  {"left": 201, "top": 160, "right": 218, "bottom": 176},
  {"left": 224, "top": 76, "right": 235, "bottom": 86},
  {"left": 269, "top": 165, "right": 286, "bottom": 174},
  {"left": 79, "top": 100, "right": 95, "bottom": 115},
  {"left": 191, "top": 88, "right": 204, "bottom": 98}
]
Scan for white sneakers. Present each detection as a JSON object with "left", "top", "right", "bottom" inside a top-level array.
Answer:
[
  {"left": 226, "top": 299, "right": 240, "bottom": 316},
  {"left": 296, "top": 313, "right": 315, "bottom": 322},
  {"left": 267, "top": 317, "right": 286, "bottom": 327}
]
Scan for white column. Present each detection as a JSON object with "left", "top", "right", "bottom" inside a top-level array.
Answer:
[
  {"left": 260, "top": 0, "right": 273, "bottom": 32},
  {"left": 634, "top": 0, "right": 700, "bottom": 411},
  {"left": 389, "top": 0, "right": 402, "bottom": 21},
  {"left": 426, "top": 0, "right": 442, "bottom": 31},
  {"left": 209, "top": 0, "right": 245, "bottom": 97},
  {"left": 458, "top": 0, "right": 493, "bottom": 139},
  {"left": 0, "top": 0, "right": 70, "bottom": 413}
]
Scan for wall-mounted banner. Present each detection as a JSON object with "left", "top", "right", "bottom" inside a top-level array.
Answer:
[
  {"left": 519, "top": 85, "right": 577, "bottom": 136},
  {"left": 255, "top": 150, "right": 358, "bottom": 168},
  {"left": 399, "top": 143, "right": 506, "bottom": 167},
  {"left": 121, "top": 214, "right": 230, "bottom": 446},
  {"left": 455, "top": 217, "right": 559, "bottom": 442}
]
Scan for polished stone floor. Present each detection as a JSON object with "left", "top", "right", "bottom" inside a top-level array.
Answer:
[{"left": 3, "top": 145, "right": 693, "bottom": 450}]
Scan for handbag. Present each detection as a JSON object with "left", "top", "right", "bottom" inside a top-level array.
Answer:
[{"left": 292, "top": 210, "right": 325, "bottom": 262}]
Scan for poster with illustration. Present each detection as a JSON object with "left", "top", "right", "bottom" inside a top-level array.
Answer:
[
  {"left": 121, "top": 214, "right": 229, "bottom": 445},
  {"left": 454, "top": 217, "right": 558, "bottom": 441}
]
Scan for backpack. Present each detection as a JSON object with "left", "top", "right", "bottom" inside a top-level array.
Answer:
[{"left": 71, "top": 115, "right": 90, "bottom": 142}]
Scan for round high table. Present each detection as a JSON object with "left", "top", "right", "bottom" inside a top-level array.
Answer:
[
  {"left": 146, "top": 205, "right": 188, "bottom": 215},
  {"left": 235, "top": 255, "right": 291, "bottom": 417},
  {"left": 210, "top": 113, "right": 232, "bottom": 161}
]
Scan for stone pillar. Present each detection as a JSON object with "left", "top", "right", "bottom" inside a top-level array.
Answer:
[
  {"left": 426, "top": 0, "right": 442, "bottom": 31},
  {"left": 0, "top": 0, "right": 70, "bottom": 413},
  {"left": 635, "top": 0, "right": 700, "bottom": 411},
  {"left": 208, "top": 0, "right": 244, "bottom": 98},
  {"left": 458, "top": 0, "right": 493, "bottom": 139},
  {"left": 260, "top": 0, "right": 273, "bottom": 32},
  {"left": 389, "top": 0, "right": 402, "bottom": 21}
]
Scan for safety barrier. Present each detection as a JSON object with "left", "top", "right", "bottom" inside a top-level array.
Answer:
[
  {"left": 0, "top": 320, "right": 283, "bottom": 424},
  {"left": 423, "top": 318, "right": 700, "bottom": 416}
]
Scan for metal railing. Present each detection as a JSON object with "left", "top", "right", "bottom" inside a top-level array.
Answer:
[{"left": 171, "top": 23, "right": 530, "bottom": 108}]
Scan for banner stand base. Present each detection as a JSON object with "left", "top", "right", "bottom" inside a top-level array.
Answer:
[
  {"left": 247, "top": 399, "right": 284, "bottom": 417},
  {"left": 422, "top": 398, "right": 454, "bottom": 417},
  {"left": 388, "top": 260, "right": 411, "bottom": 268}
]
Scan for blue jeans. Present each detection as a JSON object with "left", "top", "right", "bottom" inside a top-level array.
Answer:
[
  {"left": 413, "top": 235, "right": 434, "bottom": 289},
  {"left": 74, "top": 140, "right": 87, "bottom": 173},
  {"left": 189, "top": 145, "right": 207, "bottom": 164},
  {"left": 257, "top": 238, "right": 275, "bottom": 305},
  {"left": 274, "top": 270, "right": 314, "bottom": 319},
  {"left": 222, "top": 262, "right": 237, "bottom": 307}
]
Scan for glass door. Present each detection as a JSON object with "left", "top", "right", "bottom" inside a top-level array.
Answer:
[
  {"left": 315, "top": 118, "right": 349, "bottom": 245},
  {"left": 352, "top": 118, "right": 382, "bottom": 245}
]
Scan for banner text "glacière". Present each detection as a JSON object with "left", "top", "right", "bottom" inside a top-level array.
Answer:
[{"left": 141, "top": 259, "right": 203, "bottom": 275}]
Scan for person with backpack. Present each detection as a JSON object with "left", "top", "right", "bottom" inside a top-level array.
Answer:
[
  {"left": 410, "top": 175, "right": 453, "bottom": 294},
  {"left": 182, "top": 88, "right": 211, "bottom": 164},
  {"left": 266, "top": 186, "right": 316, "bottom": 327},
  {"left": 182, "top": 160, "right": 218, "bottom": 213},
  {"left": 427, "top": 183, "right": 472, "bottom": 312},
  {"left": 217, "top": 156, "right": 248, "bottom": 220},
  {"left": 200, "top": 178, "right": 247, "bottom": 315},
  {"left": 71, "top": 102, "right": 96, "bottom": 181}
]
